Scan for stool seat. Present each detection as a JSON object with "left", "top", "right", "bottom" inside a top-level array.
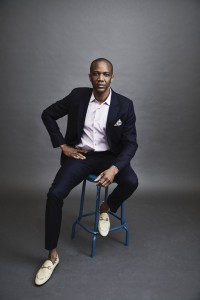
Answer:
[
  {"left": 86, "top": 174, "right": 98, "bottom": 182},
  {"left": 71, "top": 174, "right": 129, "bottom": 257}
]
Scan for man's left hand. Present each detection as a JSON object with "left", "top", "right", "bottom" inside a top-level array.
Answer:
[{"left": 95, "top": 166, "right": 119, "bottom": 187}]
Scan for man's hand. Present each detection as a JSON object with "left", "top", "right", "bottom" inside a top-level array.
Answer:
[
  {"left": 95, "top": 165, "right": 119, "bottom": 187},
  {"left": 60, "top": 144, "right": 87, "bottom": 159}
]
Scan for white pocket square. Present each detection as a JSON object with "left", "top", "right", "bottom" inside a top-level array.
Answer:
[{"left": 114, "top": 119, "right": 122, "bottom": 126}]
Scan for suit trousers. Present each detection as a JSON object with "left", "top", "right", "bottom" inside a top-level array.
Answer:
[{"left": 45, "top": 151, "right": 138, "bottom": 250}]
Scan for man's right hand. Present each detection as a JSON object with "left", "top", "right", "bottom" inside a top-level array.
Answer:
[{"left": 60, "top": 144, "right": 87, "bottom": 159}]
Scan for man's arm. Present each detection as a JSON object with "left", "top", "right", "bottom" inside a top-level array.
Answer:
[
  {"left": 42, "top": 92, "right": 87, "bottom": 159},
  {"left": 41, "top": 92, "right": 73, "bottom": 148},
  {"left": 112, "top": 100, "right": 138, "bottom": 171}
]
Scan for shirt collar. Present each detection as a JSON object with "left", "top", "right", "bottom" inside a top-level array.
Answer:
[{"left": 90, "top": 88, "right": 112, "bottom": 106}]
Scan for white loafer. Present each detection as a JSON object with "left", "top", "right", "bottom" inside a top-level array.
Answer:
[
  {"left": 98, "top": 212, "right": 110, "bottom": 237},
  {"left": 35, "top": 255, "right": 59, "bottom": 286}
]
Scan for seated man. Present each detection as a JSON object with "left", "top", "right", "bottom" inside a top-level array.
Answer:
[{"left": 35, "top": 58, "right": 138, "bottom": 285}]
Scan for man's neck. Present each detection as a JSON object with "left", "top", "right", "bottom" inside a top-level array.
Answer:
[{"left": 93, "top": 89, "right": 110, "bottom": 103}]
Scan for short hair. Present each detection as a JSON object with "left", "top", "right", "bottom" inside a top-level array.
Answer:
[{"left": 90, "top": 58, "right": 113, "bottom": 74}]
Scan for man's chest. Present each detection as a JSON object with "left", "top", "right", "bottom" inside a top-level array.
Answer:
[{"left": 84, "top": 101, "right": 109, "bottom": 131}]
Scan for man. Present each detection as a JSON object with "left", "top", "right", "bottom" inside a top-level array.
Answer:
[{"left": 35, "top": 58, "right": 138, "bottom": 285}]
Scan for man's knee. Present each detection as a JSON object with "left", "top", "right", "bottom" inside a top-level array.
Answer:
[
  {"left": 47, "top": 185, "right": 69, "bottom": 203},
  {"left": 126, "top": 174, "right": 138, "bottom": 192}
]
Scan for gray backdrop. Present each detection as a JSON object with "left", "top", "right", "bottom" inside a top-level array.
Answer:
[
  {"left": 0, "top": 0, "right": 200, "bottom": 191},
  {"left": 1, "top": 0, "right": 200, "bottom": 192},
  {"left": 1, "top": 1, "right": 200, "bottom": 300}
]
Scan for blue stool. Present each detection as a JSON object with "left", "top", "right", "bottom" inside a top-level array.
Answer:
[{"left": 71, "top": 174, "right": 129, "bottom": 257}]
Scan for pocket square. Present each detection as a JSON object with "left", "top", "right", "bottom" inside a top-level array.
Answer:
[{"left": 114, "top": 119, "right": 122, "bottom": 126}]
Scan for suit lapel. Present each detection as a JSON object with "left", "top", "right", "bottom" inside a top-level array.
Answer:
[
  {"left": 106, "top": 89, "right": 120, "bottom": 125},
  {"left": 106, "top": 89, "right": 120, "bottom": 143}
]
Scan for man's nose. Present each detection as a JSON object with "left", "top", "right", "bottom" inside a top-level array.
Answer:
[{"left": 98, "top": 73, "right": 104, "bottom": 81}]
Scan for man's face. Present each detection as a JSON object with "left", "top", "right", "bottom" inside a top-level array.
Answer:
[{"left": 89, "top": 61, "right": 114, "bottom": 94}]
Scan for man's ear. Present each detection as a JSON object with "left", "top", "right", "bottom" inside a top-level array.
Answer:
[
  {"left": 111, "top": 75, "right": 114, "bottom": 82},
  {"left": 88, "top": 74, "right": 91, "bottom": 82}
]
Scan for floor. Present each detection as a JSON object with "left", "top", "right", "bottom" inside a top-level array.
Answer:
[{"left": 0, "top": 186, "right": 200, "bottom": 300}]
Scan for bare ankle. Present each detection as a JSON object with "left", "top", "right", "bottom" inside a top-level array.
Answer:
[
  {"left": 48, "top": 249, "right": 57, "bottom": 264},
  {"left": 100, "top": 202, "right": 109, "bottom": 214}
]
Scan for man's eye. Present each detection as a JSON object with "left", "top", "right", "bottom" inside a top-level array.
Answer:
[{"left": 104, "top": 73, "right": 110, "bottom": 77}]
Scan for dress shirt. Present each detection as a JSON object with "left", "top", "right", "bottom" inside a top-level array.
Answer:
[{"left": 76, "top": 89, "right": 112, "bottom": 151}]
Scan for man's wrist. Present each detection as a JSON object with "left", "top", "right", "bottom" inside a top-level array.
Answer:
[
  {"left": 110, "top": 165, "right": 119, "bottom": 175},
  {"left": 60, "top": 144, "right": 67, "bottom": 150}
]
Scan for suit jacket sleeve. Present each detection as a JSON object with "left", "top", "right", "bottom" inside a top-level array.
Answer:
[
  {"left": 41, "top": 91, "right": 73, "bottom": 148},
  {"left": 113, "top": 101, "right": 138, "bottom": 171}
]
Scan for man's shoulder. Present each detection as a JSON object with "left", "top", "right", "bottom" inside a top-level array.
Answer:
[
  {"left": 112, "top": 90, "right": 133, "bottom": 105},
  {"left": 71, "top": 87, "right": 93, "bottom": 96}
]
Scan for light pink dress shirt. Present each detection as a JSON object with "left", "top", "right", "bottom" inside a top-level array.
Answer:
[{"left": 76, "top": 89, "right": 112, "bottom": 151}]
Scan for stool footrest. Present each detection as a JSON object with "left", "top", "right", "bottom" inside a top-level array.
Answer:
[
  {"left": 79, "top": 212, "right": 96, "bottom": 219},
  {"left": 109, "top": 211, "right": 121, "bottom": 221},
  {"left": 74, "top": 220, "right": 99, "bottom": 235},
  {"left": 79, "top": 211, "right": 124, "bottom": 221},
  {"left": 109, "top": 224, "right": 127, "bottom": 232},
  {"left": 75, "top": 215, "right": 127, "bottom": 234}
]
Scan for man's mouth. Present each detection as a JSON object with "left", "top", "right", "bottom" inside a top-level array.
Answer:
[{"left": 96, "top": 84, "right": 106, "bottom": 88}]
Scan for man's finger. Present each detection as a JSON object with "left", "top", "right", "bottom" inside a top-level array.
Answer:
[
  {"left": 77, "top": 149, "right": 88, "bottom": 153},
  {"left": 72, "top": 155, "right": 80, "bottom": 159},
  {"left": 102, "top": 179, "right": 110, "bottom": 186},
  {"left": 77, "top": 155, "right": 86, "bottom": 160},
  {"left": 94, "top": 175, "right": 102, "bottom": 182},
  {"left": 78, "top": 154, "right": 86, "bottom": 159}
]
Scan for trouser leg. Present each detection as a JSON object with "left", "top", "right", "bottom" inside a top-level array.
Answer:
[
  {"left": 45, "top": 157, "right": 93, "bottom": 250},
  {"left": 93, "top": 152, "right": 139, "bottom": 213},
  {"left": 106, "top": 165, "right": 138, "bottom": 213}
]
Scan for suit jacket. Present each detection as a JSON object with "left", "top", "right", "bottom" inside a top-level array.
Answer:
[{"left": 41, "top": 87, "right": 138, "bottom": 171}]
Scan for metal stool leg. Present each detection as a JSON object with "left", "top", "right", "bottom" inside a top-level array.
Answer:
[
  {"left": 71, "top": 220, "right": 76, "bottom": 240},
  {"left": 124, "top": 225, "right": 129, "bottom": 246},
  {"left": 121, "top": 203, "right": 129, "bottom": 246},
  {"left": 91, "top": 186, "right": 108, "bottom": 257},
  {"left": 91, "top": 185, "right": 101, "bottom": 257},
  {"left": 71, "top": 179, "right": 87, "bottom": 239},
  {"left": 78, "top": 179, "right": 87, "bottom": 221},
  {"left": 91, "top": 235, "right": 97, "bottom": 258}
]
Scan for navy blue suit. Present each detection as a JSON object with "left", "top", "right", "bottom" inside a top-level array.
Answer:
[{"left": 42, "top": 88, "right": 138, "bottom": 250}]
